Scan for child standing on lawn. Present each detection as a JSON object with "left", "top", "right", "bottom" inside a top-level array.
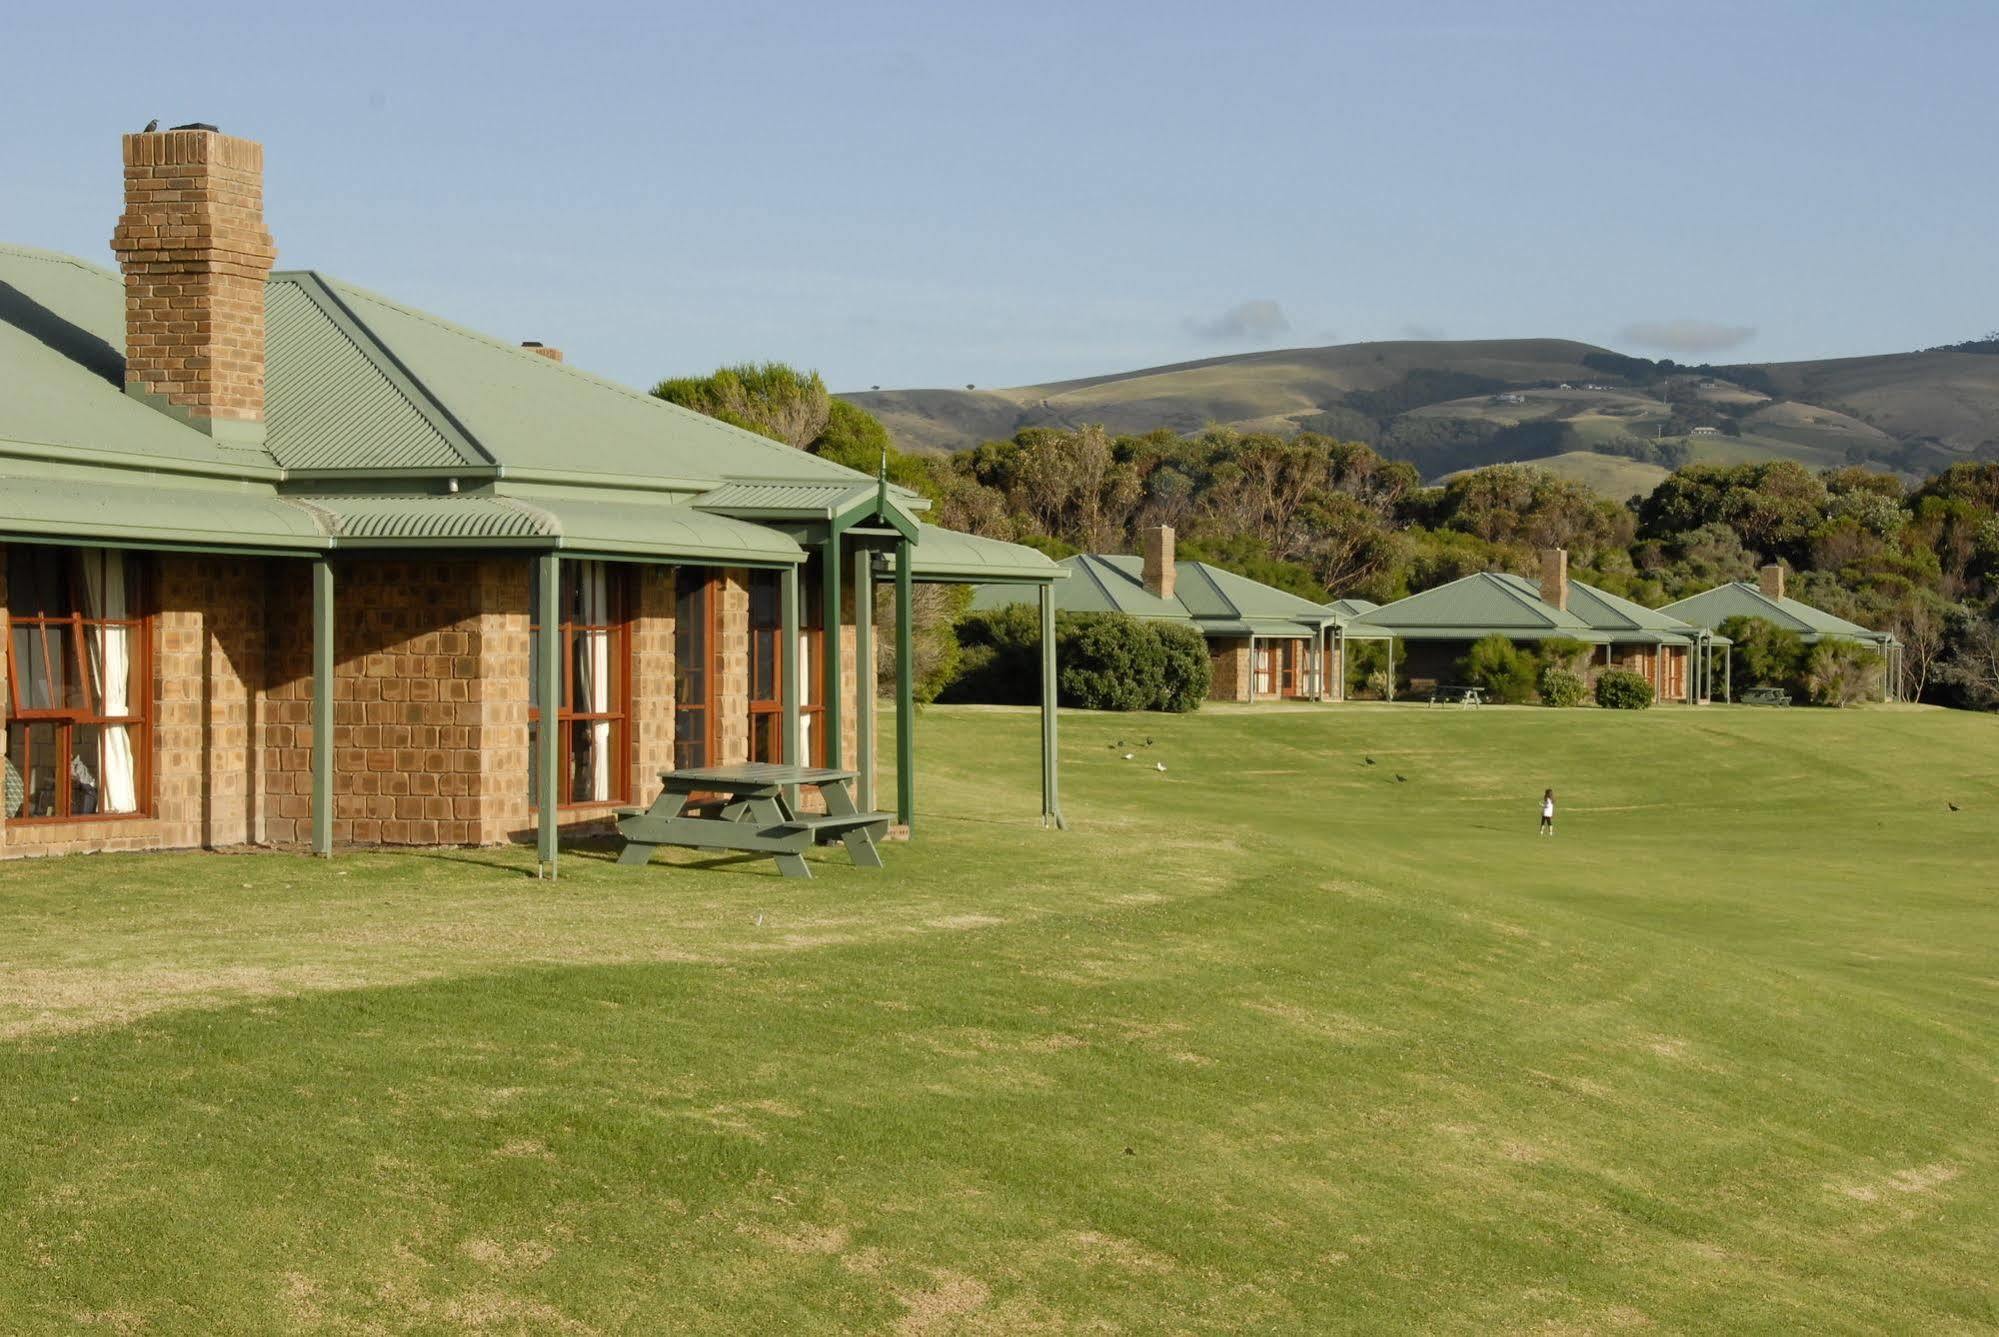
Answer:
[{"left": 1540, "top": 788, "right": 1556, "bottom": 837}]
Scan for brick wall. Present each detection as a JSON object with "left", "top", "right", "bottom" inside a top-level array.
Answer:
[
  {"left": 110, "top": 129, "right": 278, "bottom": 427},
  {"left": 717, "top": 570, "right": 751, "bottom": 766},
  {"left": 262, "top": 557, "right": 518, "bottom": 848},
  {"left": 1209, "top": 638, "right": 1251, "bottom": 702},
  {"left": 154, "top": 555, "right": 266, "bottom": 847}
]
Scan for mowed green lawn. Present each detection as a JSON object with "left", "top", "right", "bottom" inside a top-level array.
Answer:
[{"left": 2, "top": 704, "right": 1996, "bottom": 1333}]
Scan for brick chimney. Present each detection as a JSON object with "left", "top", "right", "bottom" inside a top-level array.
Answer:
[
  {"left": 521, "top": 341, "right": 564, "bottom": 362},
  {"left": 1759, "top": 564, "right": 1786, "bottom": 601},
  {"left": 110, "top": 124, "right": 277, "bottom": 444},
  {"left": 1142, "top": 525, "right": 1176, "bottom": 601},
  {"left": 1540, "top": 548, "right": 1569, "bottom": 611}
]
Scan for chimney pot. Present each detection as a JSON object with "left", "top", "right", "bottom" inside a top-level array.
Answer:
[
  {"left": 1759, "top": 564, "right": 1786, "bottom": 602},
  {"left": 1142, "top": 525, "right": 1177, "bottom": 601},
  {"left": 1540, "top": 548, "right": 1569, "bottom": 611}
]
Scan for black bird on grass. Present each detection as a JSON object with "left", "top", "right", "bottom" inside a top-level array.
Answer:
[
  {"left": 1364, "top": 757, "right": 1376, "bottom": 766},
  {"left": 1948, "top": 801, "right": 1961, "bottom": 811},
  {"left": 1394, "top": 774, "right": 1408, "bottom": 783}
]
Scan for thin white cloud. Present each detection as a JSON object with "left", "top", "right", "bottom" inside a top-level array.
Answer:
[
  {"left": 1619, "top": 319, "right": 1757, "bottom": 355},
  {"left": 1400, "top": 323, "right": 1447, "bottom": 341},
  {"left": 1187, "top": 299, "right": 1291, "bottom": 343}
]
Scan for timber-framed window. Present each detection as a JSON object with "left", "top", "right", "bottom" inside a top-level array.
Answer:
[
  {"left": 747, "top": 570, "right": 825, "bottom": 766},
  {"left": 530, "top": 560, "right": 633, "bottom": 807},
  {"left": 4, "top": 547, "right": 152, "bottom": 823}
]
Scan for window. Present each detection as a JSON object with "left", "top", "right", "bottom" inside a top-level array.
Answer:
[
  {"left": 5, "top": 547, "right": 150, "bottom": 822},
  {"left": 747, "top": 570, "right": 824, "bottom": 765},
  {"left": 529, "top": 561, "right": 632, "bottom": 806},
  {"left": 672, "top": 570, "right": 716, "bottom": 770}
]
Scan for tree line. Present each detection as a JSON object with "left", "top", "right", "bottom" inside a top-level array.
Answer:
[{"left": 655, "top": 363, "right": 1999, "bottom": 710}]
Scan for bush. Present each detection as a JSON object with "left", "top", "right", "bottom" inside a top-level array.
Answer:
[
  {"left": 1806, "top": 641, "right": 1882, "bottom": 706},
  {"left": 1456, "top": 634, "right": 1538, "bottom": 703},
  {"left": 1538, "top": 636, "right": 1592, "bottom": 675},
  {"left": 1345, "top": 637, "right": 1406, "bottom": 699},
  {"left": 1594, "top": 668, "right": 1654, "bottom": 709},
  {"left": 1538, "top": 666, "right": 1587, "bottom": 707},
  {"left": 939, "top": 605, "right": 1040, "bottom": 705},
  {"left": 1059, "top": 614, "right": 1169, "bottom": 711},
  {"left": 1718, "top": 615, "right": 1808, "bottom": 702},
  {"left": 1153, "top": 622, "right": 1212, "bottom": 712}
]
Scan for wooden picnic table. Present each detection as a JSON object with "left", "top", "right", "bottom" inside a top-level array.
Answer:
[
  {"left": 615, "top": 764, "right": 890, "bottom": 879},
  {"left": 1428, "top": 684, "right": 1484, "bottom": 708}
]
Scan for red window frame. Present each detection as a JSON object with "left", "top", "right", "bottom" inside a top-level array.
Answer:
[
  {"left": 529, "top": 561, "right": 634, "bottom": 807},
  {"left": 747, "top": 569, "right": 825, "bottom": 765},
  {"left": 4, "top": 548, "right": 153, "bottom": 824}
]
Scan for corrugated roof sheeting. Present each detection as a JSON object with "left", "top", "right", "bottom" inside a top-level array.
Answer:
[
  {"left": 0, "top": 245, "right": 278, "bottom": 472},
  {"left": 318, "top": 276, "right": 868, "bottom": 487},
  {"left": 1660, "top": 582, "right": 1893, "bottom": 644},
  {"left": 0, "top": 473, "right": 325, "bottom": 549},
  {"left": 909, "top": 524, "right": 1064, "bottom": 582},
  {"left": 1362, "top": 572, "right": 1602, "bottom": 636},
  {"left": 264, "top": 279, "right": 468, "bottom": 472},
  {"left": 305, "top": 495, "right": 548, "bottom": 541}
]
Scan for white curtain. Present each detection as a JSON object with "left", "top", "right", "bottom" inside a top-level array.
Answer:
[
  {"left": 81, "top": 549, "right": 138, "bottom": 814},
  {"left": 578, "top": 562, "right": 612, "bottom": 800}
]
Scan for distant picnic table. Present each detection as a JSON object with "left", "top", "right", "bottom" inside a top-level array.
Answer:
[
  {"left": 615, "top": 764, "right": 890, "bottom": 879},
  {"left": 1739, "top": 686, "right": 1792, "bottom": 707},
  {"left": 1428, "top": 685, "right": 1484, "bottom": 708}
]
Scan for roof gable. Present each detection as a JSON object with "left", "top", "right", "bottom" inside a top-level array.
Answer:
[
  {"left": 1365, "top": 572, "right": 1599, "bottom": 636},
  {"left": 1660, "top": 582, "right": 1886, "bottom": 640}
]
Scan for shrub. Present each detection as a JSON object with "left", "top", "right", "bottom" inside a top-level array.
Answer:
[
  {"left": 1153, "top": 622, "right": 1212, "bottom": 713},
  {"left": 1059, "top": 614, "right": 1168, "bottom": 711},
  {"left": 1538, "top": 666, "right": 1587, "bottom": 707},
  {"left": 1456, "top": 634, "right": 1538, "bottom": 703},
  {"left": 1345, "top": 637, "right": 1406, "bottom": 699},
  {"left": 1538, "top": 636, "right": 1593, "bottom": 675},
  {"left": 939, "top": 605, "right": 1040, "bottom": 705},
  {"left": 1717, "top": 615, "right": 1808, "bottom": 702},
  {"left": 1594, "top": 668, "right": 1654, "bottom": 709},
  {"left": 1806, "top": 641, "right": 1882, "bottom": 706}
]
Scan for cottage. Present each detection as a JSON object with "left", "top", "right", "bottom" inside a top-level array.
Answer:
[
  {"left": 1349, "top": 550, "right": 1722, "bottom": 702},
  {"left": 1660, "top": 566, "right": 1901, "bottom": 701},
  {"left": 970, "top": 526, "right": 1368, "bottom": 702},
  {"left": 0, "top": 125, "right": 1062, "bottom": 864}
]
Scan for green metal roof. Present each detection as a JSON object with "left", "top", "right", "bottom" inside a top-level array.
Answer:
[
  {"left": 1323, "top": 597, "right": 1380, "bottom": 618},
  {"left": 970, "top": 553, "right": 1326, "bottom": 638},
  {"left": 307, "top": 274, "right": 867, "bottom": 488},
  {"left": 1490, "top": 573, "right": 1694, "bottom": 646},
  {"left": 295, "top": 489, "right": 803, "bottom": 563},
  {"left": 0, "top": 244, "right": 279, "bottom": 478},
  {"left": 264, "top": 276, "right": 478, "bottom": 472},
  {"left": 1356, "top": 572, "right": 1611, "bottom": 643},
  {"left": 0, "top": 472, "right": 324, "bottom": 551},
  {"left": 909, "top": 524, "right": 1066, "bottom": 583},
  {"left": 1659, "top": 583, "right": 1895, "bottom": 646}
]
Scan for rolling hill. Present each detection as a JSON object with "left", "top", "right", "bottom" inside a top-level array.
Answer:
[{"left": 843, "top": 338, "right": 1999, "bottom": 487}]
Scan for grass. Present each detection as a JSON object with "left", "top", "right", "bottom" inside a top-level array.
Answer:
[{"left": 3, "top": 703, "right": 1997, "bottom": 1331}]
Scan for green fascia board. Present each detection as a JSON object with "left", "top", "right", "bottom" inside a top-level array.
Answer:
[
  {"left": 909, "top": 524, "right": 1065, "bottom": 583},
  {"left": 0, "top": 473, "right": 326, "bottom": 552},
  {"left": 0, "top": 245, "right": 281, "bottom": 478},
  {"left": 697, "top": 481, "right": 922, "bottom": 543},
  {"left": 1349, "top": 621, "right": 1612, "bottom": 644}
]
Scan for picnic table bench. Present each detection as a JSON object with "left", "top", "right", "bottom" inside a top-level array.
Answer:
[
  {"left": 615, "top": 764, "right": 890, "bottom": 879},
  {"left": 1740, "top": 686, "right": 1792, "bottom": 706},
  {"left": 1428, "top": 684, "right": 1484, "bottom": 708}
]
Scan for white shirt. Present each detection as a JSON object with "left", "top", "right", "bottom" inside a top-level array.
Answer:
[{"left": 1542, "top": 798, "right": 1555, "bottom": 818}]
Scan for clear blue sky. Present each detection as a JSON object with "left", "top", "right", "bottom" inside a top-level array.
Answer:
[{"left": 6, "top": 0, "right": 1994, "bottom": 392}]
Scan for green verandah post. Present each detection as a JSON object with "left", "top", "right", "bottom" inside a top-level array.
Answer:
[
  {"left": 894, "top": 541, "right": 914, "bottom": 829},
  {"left": 854, "top": 547, "right": 874, "bottom": 812},
  {"left": 536, "top": 552, "right": 560, "bottom": 877},
  {"left": 822, "top": 530, "right": 842, "bottom": 769},
  {"left": 1040, "top": 581, "right": 1064, "bottom": 829},
  {"left": 781, "top": 562, "right": 801, "bottom": 765},
  {"left": 310, "top": 558, "right": 334, "bottom": 857}
]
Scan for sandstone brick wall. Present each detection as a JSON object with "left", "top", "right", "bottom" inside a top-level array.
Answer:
[
  {"left": 630, "top": 565, "right": 677, "bottom": 811},
  {"left": 717, "top": 570, "right": 751, "bottom": 766},
  {"left": 262, "top": 558, "right": 520, "bottom": 848},
  {"left": 1209, "top": 639, "right": 1251, "bottom": 702},
  {"left": 154, "top": 555, "right": 266, "bottom": 847}
]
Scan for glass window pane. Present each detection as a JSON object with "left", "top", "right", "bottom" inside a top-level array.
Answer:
[
  {"left": 13, "top": 623, "right": 80, "bottom": 711},
  {"left": 568, "top": 718, "right": 614, "bottom": 803},
  {"left": 6, "top": 722, "right": 59, "bottom": 818},
  {"left": 8, "top": 547, "right": 73, "bottom": 618}
]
